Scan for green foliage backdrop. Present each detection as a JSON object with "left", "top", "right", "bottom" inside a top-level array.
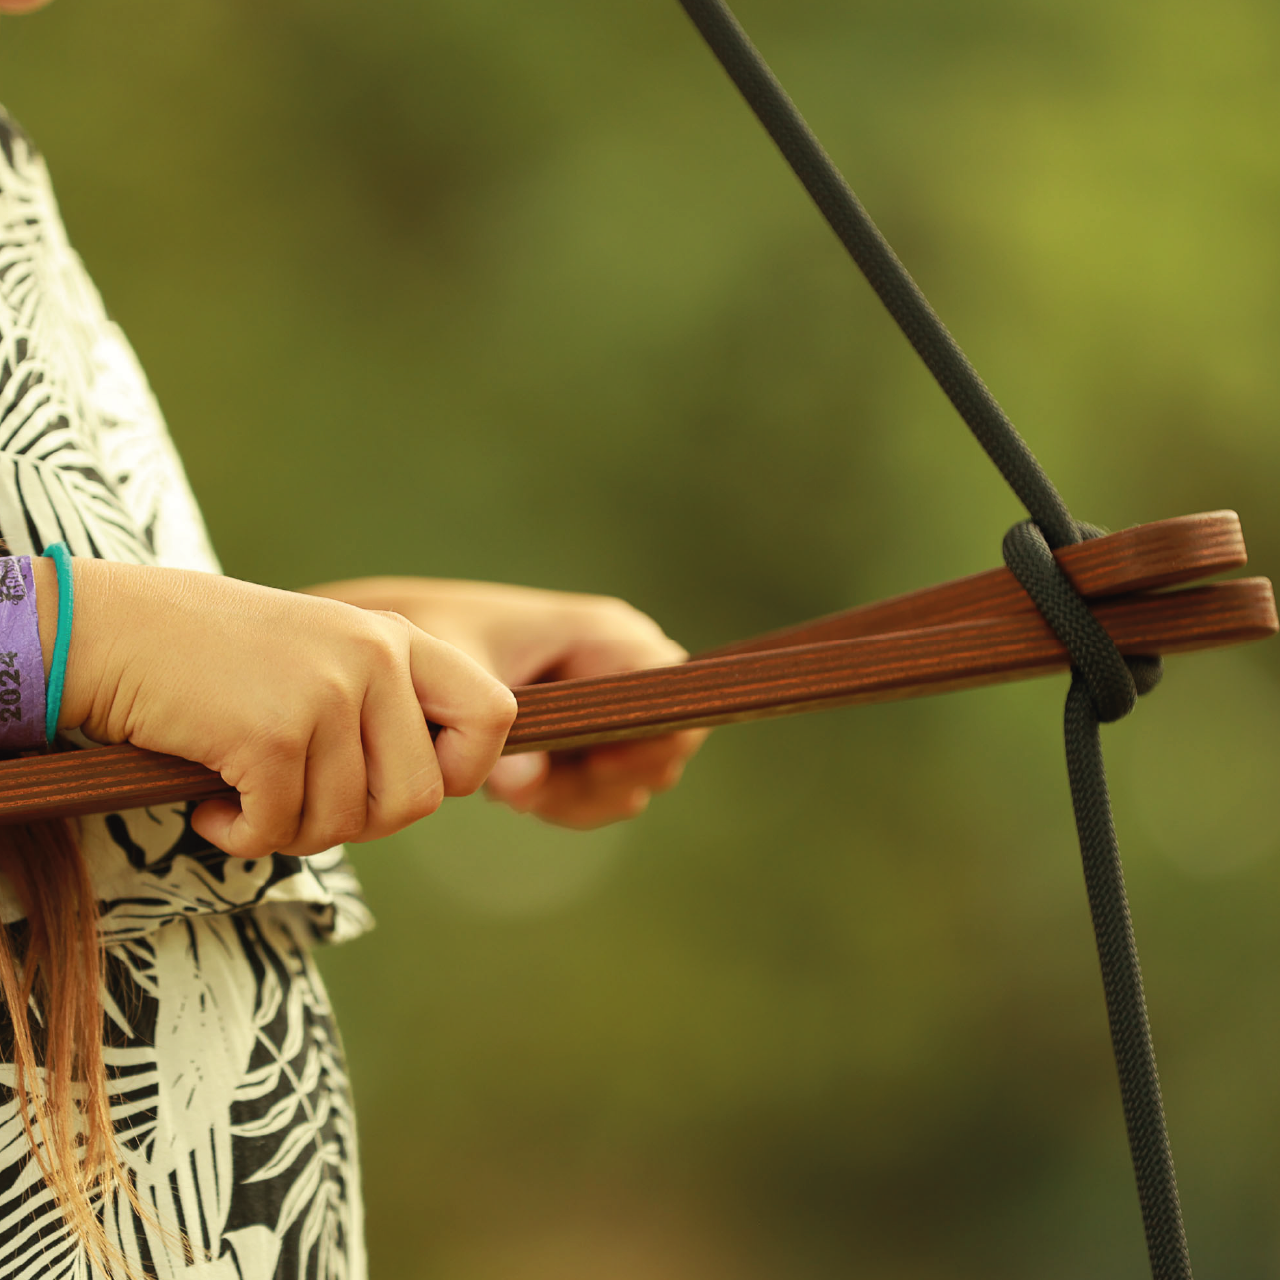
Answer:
[{"left": 4, "top": 1, "right": 1280, "bottom": 1275}]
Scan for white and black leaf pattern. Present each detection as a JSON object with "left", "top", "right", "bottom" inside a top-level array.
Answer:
[
  {"left": 0, "top": 105, "right": 372, "bottom": 1277},
  {"left": 0, "top": 103, "right": 373, "bottom": 949},
  {"left": 0, "top": 913, "right": 364, "bottom": 1279}
]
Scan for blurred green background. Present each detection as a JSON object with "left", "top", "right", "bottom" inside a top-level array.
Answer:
[{"left": 4, "top": 0, "right": 1280, "bottom": 1275}]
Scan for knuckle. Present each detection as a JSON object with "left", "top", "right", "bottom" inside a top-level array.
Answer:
[
  {"left": 602, "top": 595, "right": 660, "bottom": 630},
  {"left": 348, "top": 613, "right": 409, "bottom": 671},
  {"left": 583, "top": 597, "right": 685, "bottom": 664},
  {"left": 368, "top": 608, "right": 412, "bottom": 629},
  {"left": 268, "top": 808, "right": 304, "bottom": 845},
  {"left": 444, "top": 769, "right": 483, "bottom": 800},
  {"left": 380, "top": 761, "right": 444, "bottom": 826},
  {"left": 483, "top": 684, "right": 519, "bottom": 733},
  {"left": 416, "top": 775, "right": 445, "bottom": 818},
  {"left": 625, "top": 788, "right": 651, "bottom": 817},
  {"left": 592, "top": 593, "right": 636, "bottom": 615},
  {"left": 245, "top": 716, "right": 309, "bottom": 765},
  {"left": 653, "top": 761, "right": 686, "bottom": 792},
  {"left": 364, "top": 753, "right": 444, "bottom": 838},
  {"left": 245, "top": 817, "right": 300, "bottom": 859},
  {"left": 587, "top": 595, "right": 652, "bottom": 632},
  {"left": 329, "top": 803, "right": 368, "bottom": 846},
  {"left": 305, "top": 671, "right": 362, "bottom": 726}
]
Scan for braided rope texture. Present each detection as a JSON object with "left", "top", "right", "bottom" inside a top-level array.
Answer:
[
  {"left": 676, "top": 0, "right": 1077, "bottom": 549},
  {"left": 1005, "top": 524, "right": 1191, "bottom": 1279},
  {"left": 675, "top": 2, "right": 1197, "bottom": 1273},
  {"left": 1064, "top": 682, "right": 1191, "bottom": 1279}
]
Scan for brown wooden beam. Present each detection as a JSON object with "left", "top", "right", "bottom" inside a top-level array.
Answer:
[{"left": 0, "top": 513, "right": 1271, "bottom": 826}]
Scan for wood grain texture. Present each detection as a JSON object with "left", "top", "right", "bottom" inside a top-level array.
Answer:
[
  {"left": 700, "top": 510, "right": 1248, "bottom": 659},
  {"left": 0, "top": 748, "right": 231, "bottom": 824},
  {"left": 505, "top": 578, "right": 1277, "bottom": 753},
  {"left": 0, "top": 513, "right": 1270, "bottom": 825}
]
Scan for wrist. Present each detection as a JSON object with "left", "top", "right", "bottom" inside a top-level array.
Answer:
[{"left": 31, "top": 555, "right": 133, "bottom": 739}]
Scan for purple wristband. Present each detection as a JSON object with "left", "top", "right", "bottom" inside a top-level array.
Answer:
[{"left": 0, "top": 556, "right": 48, "bottom": 750}]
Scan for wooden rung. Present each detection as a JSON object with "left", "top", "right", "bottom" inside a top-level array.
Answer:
[
  {"left": 507, "top": 578, "right": 1277, "bottom": 753},
  {"left": 699, "top": 510, "right": 1248, "bottom": 659},
  {"left": 0, "top": 512, "right": 1271, "bottom": 826}
]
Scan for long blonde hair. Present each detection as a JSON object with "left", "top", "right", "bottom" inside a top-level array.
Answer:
[{"left": 0, "top": 818, "right": 151, "bottom": 1274}]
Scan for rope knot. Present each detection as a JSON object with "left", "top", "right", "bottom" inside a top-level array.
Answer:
[{"left": 1001, "top": 520, "right": 1162, "bottom": 723}]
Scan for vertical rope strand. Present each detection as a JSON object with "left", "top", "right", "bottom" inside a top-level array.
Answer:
[
  {"left": 673, "top": 2, "right": 1196, "bottom": 1272},
  {"left": 1065, "top": 679, "right": 1193, "bottom": 1279},
  {"left": 675, "top": 0, "right": 1078, "bottom": 549}
]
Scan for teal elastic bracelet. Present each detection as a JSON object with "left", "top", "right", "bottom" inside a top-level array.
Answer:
[{"left": 41, "top": 542, "right": 73, "bottom": 746}]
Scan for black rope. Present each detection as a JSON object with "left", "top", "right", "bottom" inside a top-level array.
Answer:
[
  {"left": 675, "top": 0, "right": 1078, "bottom": 550},
  {"left": 1005, "top": 525, "right": 1191, "bottom": 1278},
  {"left": 674, "top": 2, "right": 1194, "bottom": 1274}
]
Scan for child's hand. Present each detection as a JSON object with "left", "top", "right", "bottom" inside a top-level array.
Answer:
[
  {"left": 302, "top": 577, "right": 707, "bottom": 829},
  {"left": 43, "top": 559, "right": 516, "bottom": 859},
  {"left": 486, "top": 733, "right": 702, "bottom": 829}
]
